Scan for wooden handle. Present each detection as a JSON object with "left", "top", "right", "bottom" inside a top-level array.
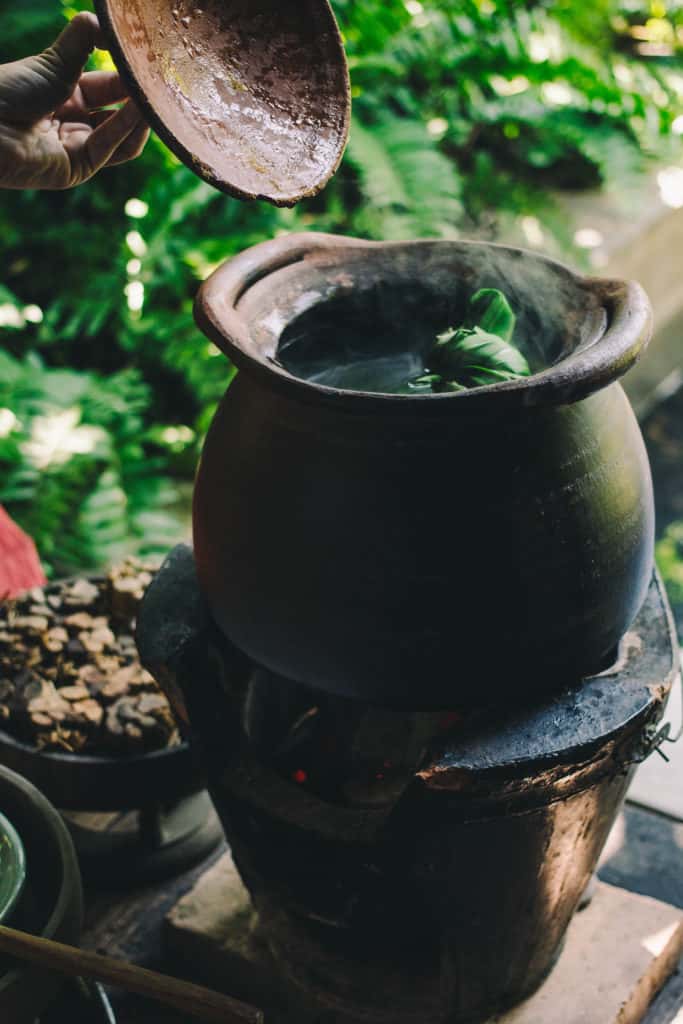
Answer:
[{"left": 0, "top": 925, "right": 263, "bottom": 1024}]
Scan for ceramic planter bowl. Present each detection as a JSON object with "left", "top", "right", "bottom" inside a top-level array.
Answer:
[
  {"left": 0, "top": 811, "right": 26, "bottom": 925},
  {"left": 0, "top": 765, "right": 83, "bottom": 1023},
  {"left": 0, "top": 574, "right": 204, "bottom": 812},
  {"left": 0, "top": 729, "right": 221, "bottom": 887},
  {"left": 193, "top": 233, "right": 654, "bottom": 709},
  {"left": 0, "top": 730, "right": 203, "bottom": 813},
  {"left": 0, "top": 574, "right": 223, "bottom": 886}
]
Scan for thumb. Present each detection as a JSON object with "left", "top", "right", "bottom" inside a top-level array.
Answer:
[
  {"left": 8, "top": 13, "right": 104, "bottom": 121},
  {"left": 44, "top": 12, "right": 104, "bottom": 86}
]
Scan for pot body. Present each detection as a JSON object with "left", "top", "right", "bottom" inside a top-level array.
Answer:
[
  {"left": 195, "top": 375, "right": 653, "bottom": 707},
  {"left": 193, "top": 234, "right": 655, "bottom": 707}
]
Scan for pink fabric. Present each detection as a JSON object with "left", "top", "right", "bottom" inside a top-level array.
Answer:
[{"left": 0, "top": 506, "right": 46, "bottom": 598}]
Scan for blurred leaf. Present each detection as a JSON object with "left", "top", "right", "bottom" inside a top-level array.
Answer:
[{"left": 2, "top": 0, "right": 683, "bottom": 571}]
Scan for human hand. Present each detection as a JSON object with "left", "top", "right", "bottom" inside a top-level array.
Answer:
[{"left": 0, "top": 12, "right": 150, "bottom": 190}]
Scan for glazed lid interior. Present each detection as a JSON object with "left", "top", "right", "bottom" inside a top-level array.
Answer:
[
  {"left": 199, "top": 235, "right": 652, "bottom": 410},
  {"left": 95, "top": 0, "right": 351, "bottom": 206}
]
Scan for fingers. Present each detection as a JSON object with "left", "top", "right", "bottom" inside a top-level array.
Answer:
[
  {"left": 90, "top": 109, "right": 117, "bottom": 129},
  {"left": 78, "top": 71, "right": 128, "bottom": 110},
  {"left": 56, "top": 73, "right": 128, "bottom": 123},
  {"left": 106, "top": 119, "right": 151, "bottom": 166},
  {"left": 68, "top": 98, "right": 146, "bottom": 182},
  {"left": 45, "top": 13, "right": 103, "bottom": 84},
  {"left": 18, "top": 13, "right": 105, "bottom": 121}
]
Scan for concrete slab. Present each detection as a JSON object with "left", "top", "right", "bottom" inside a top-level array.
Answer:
[
  {"left": 165, "top": 852, "right": 683, "bottom": 1024},
  {"left": 495, "top": 883, "right": 683, "bottom": 1024},
  {"left": 628, "top": 665, "right": 683, "bottom": 821}
]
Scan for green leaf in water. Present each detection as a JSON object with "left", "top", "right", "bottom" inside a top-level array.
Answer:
[
  {"left": 431, "top": 326, "right": 531, "bottom": 386},
  {"left": 462, "top": 288, "right": 517, "bottom": 343},
  {"left": 404, "top": 288, "right": 529, "bottom": 395}
]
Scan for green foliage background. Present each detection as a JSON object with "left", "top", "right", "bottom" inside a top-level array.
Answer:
[{"left": 1, "top": 0, "right": 683, "bottom": 575}]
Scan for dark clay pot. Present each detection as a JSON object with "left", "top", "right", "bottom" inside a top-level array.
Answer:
[{"left": 193, "top": 233, "right": 654, "bottom": 708}]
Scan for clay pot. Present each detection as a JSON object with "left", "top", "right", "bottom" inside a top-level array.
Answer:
[{"left": 193, "top": 233, "right": 655, "bottom": 708}]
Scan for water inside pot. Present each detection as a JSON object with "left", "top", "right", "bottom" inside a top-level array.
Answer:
[
  {"left": 278, "top": 325, "right": 427, "bottom": 394},
  {"left": 275, "top": 276, "right": 573, "bottom": 396}
]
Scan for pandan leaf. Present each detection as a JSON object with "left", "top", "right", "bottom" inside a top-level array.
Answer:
[
  {"left": 407, "top": 288, "right": 529, "bottom": 395},
  {"left": 431, "top": 326, "right": 531, "bottom": 385},
  {"left": 404, "top": 374, "right": 444, "bottom": 393},
  {"left": 463, "top": 289, "right": 516, "bottom": 343}
]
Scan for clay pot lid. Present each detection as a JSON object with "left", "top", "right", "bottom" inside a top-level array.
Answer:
[{"left": 94, "top": 0, "right": 351, "bottom": 207}]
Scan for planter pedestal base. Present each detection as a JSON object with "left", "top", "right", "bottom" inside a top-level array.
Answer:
[
  {"left": 62, "top": 792, "right": 223, "bottom": 887},
  {"left": 164, "top": 850, "right": 683, "bottom": 1024}
]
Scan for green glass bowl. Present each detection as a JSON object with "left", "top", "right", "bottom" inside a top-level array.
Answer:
[{"left": 0, "top": 812, "right": 26, "bottom": 925}]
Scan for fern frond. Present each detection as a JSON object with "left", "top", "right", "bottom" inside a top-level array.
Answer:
[{"left": 346, "top": 117, "right": 463, "bottom": 239}]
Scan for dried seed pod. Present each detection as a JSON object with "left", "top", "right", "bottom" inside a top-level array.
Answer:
[
  {"left": 64, "top": 612, "right": 96, "bottom": 632},
  {"left": 108, "top": 560, "right": 156, "bottom": 622},
  {"left": 25, "top": 680, "right": 72, "bottom": 724},
  {"left": 31, "top": 712, "right": 53, "bottom": 728},
  {"left": 100, "top": 675, "right": 131, "bottom": 701},
  {"left": 1, "top": 562, "right": 175, "bottom": 756},
  {"left": 62, "top": 579, "right": 99, "bottom": 606},
  {"left": 71, "top": 699, "right": 104, "bottom": 727},
  {"left": 79, "top": 627, "right": 116, "bottom": 654},
  {"left": 43, "top": 627, "right": 69, "bottom": 653},
  {"left": 12, "top": 616, "right": 49, "bottom": 634},
  {"left": 29, "top": 604, "right": 53, "bottom": 618},
  {"left": 59, "top": 685, "right": 91, "bottom": 703},
  {"left": 78, "top": 664, "right": 108, "bottom": 693}
]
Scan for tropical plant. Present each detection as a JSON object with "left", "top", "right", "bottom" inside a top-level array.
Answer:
[
  {"left": 0, "top": 350, "right": 182, "bottom": 575},
  {"left": 1, "top": 0, "right": 683, "bottom": 572}
]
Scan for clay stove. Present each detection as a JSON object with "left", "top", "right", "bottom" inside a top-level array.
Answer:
[{"left": 138, "top": 545, "right": 678, "bottom": 1024}]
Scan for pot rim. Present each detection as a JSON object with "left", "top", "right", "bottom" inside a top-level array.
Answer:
[{"left": 195, "top": 232, "right": 653, "bottom": 411}]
